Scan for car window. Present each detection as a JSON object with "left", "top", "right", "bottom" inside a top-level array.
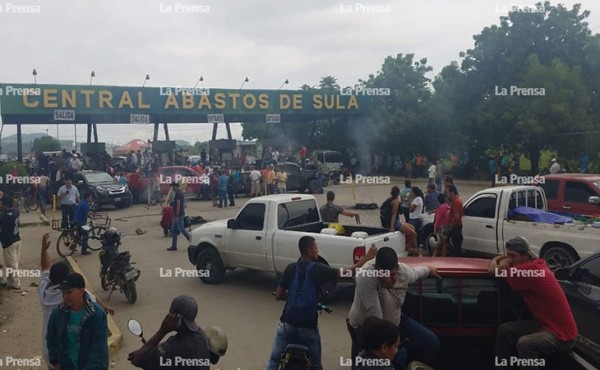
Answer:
[
  {"left": 83, "top": 172, "right": 114, "bottom": 183},
  {"left": 565, "top": 181, "right": 596, "bottom": 203},
  {"left": 324, "top": 152, "right": 342, "bottom": 163},
  {"left": 284, "top": 164, "right": 299, "bottom": 173},
  {"left": 464, "top": 195, "right": 497, "bottom": 218},
  {"left": 278, "top": 200, "right": 320, "bottom": 229},
  {"left": 540, "top": 180, "right": 559, "bottom": 200},
  {"left": 573, "top": 256, "right": 600, "bottom": 287},
  {"left": 236, "top": 203, "right": 266, "bottom": 231},
  {"left": 508, "top": 189, "right": 544, "bottom": 210}
]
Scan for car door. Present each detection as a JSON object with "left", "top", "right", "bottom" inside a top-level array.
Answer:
[
  {"left": 539, "top": 179, "right": 561, "bottom": 213},
  {"left": 462, "top": 193, "right": 500, "bottom": 255},
  {"left": 564, "top": 180, "right": 600, "bottom": 217},
  {"left": 222, "top": 203, "right": 268, "bottom": 269},
  {"left": 560, "top": 255, "right": 600, "bottom": 362},
  {"left": 284, "top": 163, "right": 302, "bottom": 190}
]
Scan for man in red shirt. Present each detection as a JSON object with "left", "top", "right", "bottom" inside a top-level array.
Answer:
[
  {"left": 488, "top": 237, "right": 577, "bottom": 369},
  {"left": 445, "top": 185, "right": 463, "bottom": 257}
]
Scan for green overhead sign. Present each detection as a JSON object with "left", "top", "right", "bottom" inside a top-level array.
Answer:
[{"left": 0, "top": 83, "right": 372, "bottom": 124}]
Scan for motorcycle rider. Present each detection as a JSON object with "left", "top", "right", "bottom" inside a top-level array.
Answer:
[
  {"left": 128, "top": 295, "right": 211, "bottom": 369},
  {"left": 100, "top": 227, "right": 121, "bottom": 277}
]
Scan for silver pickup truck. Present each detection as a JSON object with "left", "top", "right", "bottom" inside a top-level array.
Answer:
[{"left": 187, "top": 194, "right": 407, "bottom": 284}]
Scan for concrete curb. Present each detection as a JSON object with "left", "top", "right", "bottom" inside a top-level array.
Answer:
[
  {"left": 66, "top": 256, "right": 124, "bottom": 356},
  {"left": 20, "top": 213, "right": 50, "bottom": 227}
]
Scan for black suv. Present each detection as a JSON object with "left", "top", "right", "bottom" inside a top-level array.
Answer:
[
  {"left": 72, "top": 171, "right": 132, "bottom": 211},
  {"left": 239, "top": 162, "right": 320, "bottom": 194}
]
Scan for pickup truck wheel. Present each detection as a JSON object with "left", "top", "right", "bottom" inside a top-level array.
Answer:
[
  {"left": 196, "top": 248, "right": 225, "bottom": 284},
  {"left": 543, "top": 246, "right": 578, "bottom": 270}
]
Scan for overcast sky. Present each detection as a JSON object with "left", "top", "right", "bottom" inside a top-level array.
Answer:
[{"left": 1, "top": 0, "right": 599, "bottom": 146}]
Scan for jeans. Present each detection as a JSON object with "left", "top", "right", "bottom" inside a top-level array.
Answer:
[
  {"left": 448, "top": 227, "right": 463, "bottom": 256},
  {"left": 267, "top": 322, "right": 322, "bottom": 370},
  {"left": 219, "top": 190, "right": 227, "bottom": 207},
  {"left": 435, "top": 177, "right": 442, "bottom": 191},
  {"left": 400, "top": 207, "right": 410, "bottom": 223},
  {"left": 227, "top": 188, "right": 235, "bottom": 206},
  {"left": 170, "top": 216, "right": 190, "bottom": 249},
  {"left": 76, "top": 222, "right": 89, "bottom": 252},
  {"left": 37, "top": 187, "right": 47, "bottom": 213},
  {"left": 409, "top": 218, "right": 422, "bottom": 245},
  {"left": 61, "top": 204, "right": 76, "bottom": 228},
  {"left": 277, "top": 187, "right": 286, "bottom": 194},
  {"left": 495, "top": 320, "right": 575, "bottom": 370}
]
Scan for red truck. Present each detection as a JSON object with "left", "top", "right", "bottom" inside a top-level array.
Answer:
[{"left": 538, "top": 174, "right": 600, "bottom": 218}]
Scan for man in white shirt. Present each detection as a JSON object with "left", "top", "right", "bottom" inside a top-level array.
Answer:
[
  {"left": 549, "top": 158, "right": 561, "bottom": 174},
  {"left": 427, "top": 162, "right": 436, "bottom": 186},
  {"left": 70, "top": 154, "right": 81, "bottom": 171},
  {"left": 38, "top": 233, "right": 114, "bottom": 369},
  {"left": 347, "top": 247, "right": 440, "bottom": 368},
  {"left": 250, "top": 168, "right": 262, "bottom": 197},
  {"left": 57, "top": 178, "right": 80, "bottom": 228}
]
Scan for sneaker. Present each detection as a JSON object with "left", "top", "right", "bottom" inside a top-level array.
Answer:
[
  {"left": 167, "top": 246, "right": 177, "bottom": 251},
  {"left": 81, "top": 251, "right": 91, "bottom": 255},
  {"left": 9, "top": 286, "right": 21, "bottom": 290}
]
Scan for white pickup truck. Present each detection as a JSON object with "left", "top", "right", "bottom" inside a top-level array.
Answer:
[
  {"left": 186, "top": 194, "right": 407, "bottom": 284},
  {"left": 421, "top": 186, "right": 600, "bottom": 269}
]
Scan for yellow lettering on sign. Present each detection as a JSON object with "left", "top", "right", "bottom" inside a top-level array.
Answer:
[
  {"left": 312, "top": 94, "right": 323, "bottom": 109},
  {"left": 61, "top": 90, "right": 76, "bottom": 108},
  {"left": 99, "top": 91, "right": 114, "bottom": 108},
  {"left": 80, "top": 90, "right": 95, "bottom": 108},
  {"left": 138, "top": 92, "right": 150, "bottom": 109},
  {"left": 164, "top": 94, "right": 179, "bottom": 109},
  {"left": 280, "top": 94, "right": 291, "bottom": 109},
  {"left": 23, "top": 94, "right": 39, "bottom": 108},
  {"left": 292, "top": 94, "right": 302, "bottom": 109},
  {"left": 214, "top": 93, "right": 226, "bottom": 109},
  {"left": 258, "top": 93, "right": 269, "bottom": 109},
  {"left": 324, "top": 95, "right": 335, "bottom": 109},
  {"left": 348, "top": 95, "right": 358, "bottom": 110},
  {"left": 182, "top": 94, "right": 194, "bottom": 109},
  {"left": 43, "top": 89, "right": 58, "bottom": 108},
  {"left": 228, "top": 93, "right": 240, "bottom": 109},
  {"left": 118, "top": 91, "right": 134, "bottom": 108},
  {"left": 198, "top": 94, "right": 211, "bottom": 109},
  {"left": 242, "top": 94, "right": 256, "bottom": 110}
]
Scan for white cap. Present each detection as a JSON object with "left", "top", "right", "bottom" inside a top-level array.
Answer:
[{"left": 551, "top": 158, "right": 557, "bottom": 162}]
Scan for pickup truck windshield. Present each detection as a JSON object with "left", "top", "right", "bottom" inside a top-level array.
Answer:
[
  {"left": 84, "top": 172, "right": 116, "bottom": 183},
  {"left": 324, "top": 152, "right": 342, "bottom": 163},
  {"left": 278, "top": 200, "right": 320, "bottom": 229}
]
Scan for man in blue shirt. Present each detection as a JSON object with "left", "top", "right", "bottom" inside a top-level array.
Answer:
[
  {"left": 579, "top": 152, "right": 590, "bottom": 173},
  {"left": 218, "top": 171, "right": 228, "bottom": 208},
  {"left": 74, "top": 193, "right": 93, "bottom": 255},
  {"left": 424, "top": 184, "right": 440, "bottom": 213}
]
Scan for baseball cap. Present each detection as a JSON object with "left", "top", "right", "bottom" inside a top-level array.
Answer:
[
  {"left": 551, "top": 158, "right": 557, "bottom": 162},
  {"left": 170, "top": 295, "right": 200, "bottom": 332},
  {"left": 59, "top": 272, "right": 85, "bottom": 291},
  {"left": 49, "top": 262, "right": 70, "bottom": 285}
]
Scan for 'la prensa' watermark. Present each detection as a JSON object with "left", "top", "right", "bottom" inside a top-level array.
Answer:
[
  {"left": 495, "top": 356, "right": 545, "bottom": 367},
  {"left": 0, "top": 3, "right": 41, "bottom": 14},
  {"left": 0, "top": 85, "right": 41, "bottom": 96},
  {"left": 0, "top": 356, "right": 42, "bottom": 367},
  {"left": 340, "top": 3, "right": 391, "bottom": 14},
  {"left": 0, "top": 268, "right": 41, "bottom": 278},
  {"left": 340, "top": 86, "right": 391, "bottom": 96},
  {"left": 340, "top": 174, "right": 390, "bottom": 185},
  {"left": 340, "top": 355, "right": 392, "bottom": 367},
  {"left": 159, "top": 87, "right": 210, "bottom": 96},
  {"left": 159, "top": 3, "right": 210, "bottom": 14},
  {"left": 495, "top": 174, "right": 545, "bottom": 185},
  {"left": 494, "top": 267, "right": 546, "bottom": 278},
  {"left": 340, "top": 267, "right": 390, "bottom": 278},
  {"left": 159, "top": 267, "right": 210, "bottom": 278},
  {"left": 495, "top": 86, "right": 545, "bottom": 96}
]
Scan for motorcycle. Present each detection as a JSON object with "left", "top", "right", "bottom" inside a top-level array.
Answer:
[
  {"left": 127, "top": 318, "right": 228, "bottom": 365},
  {"left": 99, "top": 228, "right": 141, "bottom": 304}
]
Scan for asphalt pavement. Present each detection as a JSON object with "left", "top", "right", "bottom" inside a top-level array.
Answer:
[{"left": 14, "top": 178, "right": 488, "bottom": 369}]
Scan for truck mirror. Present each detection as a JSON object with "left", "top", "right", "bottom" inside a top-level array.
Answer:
[
  {"left": 588, "top": 196, "right": 600, "bottom": 205},
  {"left": 77, "top": 180, "right": 84, "bottom": 185},
  {"left": 227, "top": 219, "right": 237, "bottom": 229},
  {"left": 554, "top": 268, "right": 571, "bottom": 280}
]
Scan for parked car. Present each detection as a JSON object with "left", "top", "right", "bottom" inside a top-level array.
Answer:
[
  {"left": 420, "top": 186, "right": 600, "bottom": 270},
  {"left": 71, "top": 171, "right": 132, "bottom": 211},
  {"left": 555, "top": 253, "right": 600, "bottom": 369},
  {"left": 539, "top": 174, "right": 600, "bottom": 218},
  {"left": 401, "top": 256, "right": 595, "bottom": 370},
  {"left": 187, "top": 194, "right": 408, "bottom": 284},
  {"left": 238, "top": 162, "right": 320, "bottom": 195}
]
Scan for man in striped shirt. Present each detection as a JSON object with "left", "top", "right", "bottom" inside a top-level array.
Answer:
[{"left": 423, "top": 184, "right": 440, "bottom": 213}]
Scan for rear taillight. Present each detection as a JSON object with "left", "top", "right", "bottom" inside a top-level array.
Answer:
[{"left": 353, "top": 246, "right": 366, "bottom": 264}]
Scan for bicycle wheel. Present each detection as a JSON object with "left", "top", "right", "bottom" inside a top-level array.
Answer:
[
  {"left": 87, "top": 227, "right": 105, "bottom": 251},
  {"left": 56, "top": 230, "right": 78, "bottom": 258},
  {"left": 26, "top": 196, "right": 39, "bottom": 212}
]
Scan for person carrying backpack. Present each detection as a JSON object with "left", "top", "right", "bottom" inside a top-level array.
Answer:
[{"left": 267, "top": 236, "right": 376, "bottom": 370}]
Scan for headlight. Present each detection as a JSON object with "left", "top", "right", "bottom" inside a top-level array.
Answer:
[{"left": 97, "top": 186, "right": 106, "bottom": 192}]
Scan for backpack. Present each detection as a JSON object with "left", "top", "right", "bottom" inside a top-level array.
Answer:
[
  {"left": 380, "top": 197, "right": 393, "bottom": 228},
  {"left": 282, "top": 262, "right": 318, "bottom": 327}
]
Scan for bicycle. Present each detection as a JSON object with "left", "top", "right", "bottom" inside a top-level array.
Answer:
[
  {"left": 13, "top": 189, "right": 39, "bottom": 213},
  {"left": 53, "top": 212, "right": 112, "bottom": 257}
]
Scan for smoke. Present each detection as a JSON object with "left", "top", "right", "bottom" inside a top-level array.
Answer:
[{"left": 348, "top": 116, "right": 373, "bottom": 175}]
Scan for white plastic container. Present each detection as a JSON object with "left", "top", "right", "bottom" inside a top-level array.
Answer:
[{"left": 350, "top": 231, "right": 369, "bottom": 239}]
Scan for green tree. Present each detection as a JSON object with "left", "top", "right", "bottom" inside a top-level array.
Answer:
[{"left": 32, "top": 136, "right": 60, "bottom": 153}]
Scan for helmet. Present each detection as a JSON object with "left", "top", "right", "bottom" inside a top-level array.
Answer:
[
  {"left": 103, "top": 227, "right": 121, "bottom": 246},
  {"left": 204, "top": 326, "right": 228, "bottom": 361}
]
